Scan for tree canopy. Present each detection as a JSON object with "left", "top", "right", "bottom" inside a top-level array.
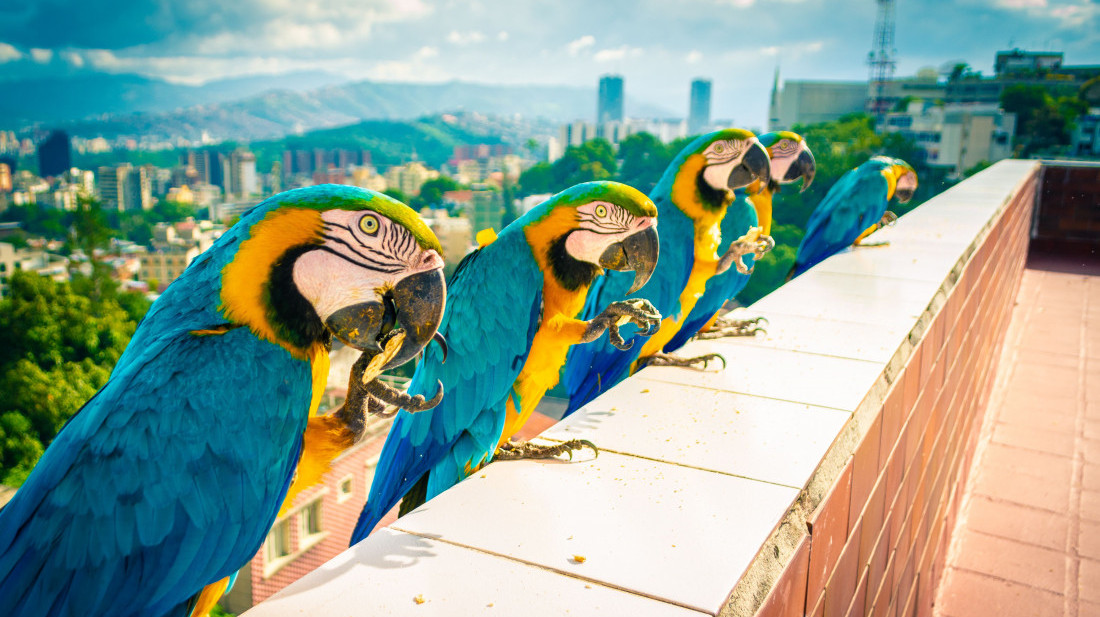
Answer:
[{"left": 0, "top": 270, "right": 145, "bottom": 487}]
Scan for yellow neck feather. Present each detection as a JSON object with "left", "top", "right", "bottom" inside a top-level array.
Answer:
[{"left": 220, "top": 208, "right": 324, "bottom": 360}]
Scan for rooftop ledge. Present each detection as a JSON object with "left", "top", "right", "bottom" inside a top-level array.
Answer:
[{"left": 243, "top": 159, "right": 1042, "bottom": 617}]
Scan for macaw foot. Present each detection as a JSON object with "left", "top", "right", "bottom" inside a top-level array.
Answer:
[
  {"left": 582, "top": 298, "right": 662, "bottom": 350},
  {"left": 718, "top": 227, "right": 776, "bottom": 275},
  {"left": 338, "top": 345, "right": 444, "bottom": 436},
  {"left": 695, "top": 316, "right": 767, "bottom": 339},
  {"left": 640, "top": 351, "right": 727, "bottom": 371},
  {"left": 856, "top": 240, "right": 891, "bottom": 248},
  {"left": 494, "top": 439, "right": 599, "bottom": 461},
  {"left": 880, "top": 211, "right": 898, "bottom": 227}
]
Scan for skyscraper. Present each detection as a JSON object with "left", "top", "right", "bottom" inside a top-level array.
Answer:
[
  {"left": 38, "top": 131, "right": 71, "bottom": 178},
  {"left": 688, "top": 79, "right": 712, "bottom": 135},
  {"left": 597, "top": 75, "right": 624, "bottom": 124}
]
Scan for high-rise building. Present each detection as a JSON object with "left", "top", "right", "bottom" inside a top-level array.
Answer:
[
  {"left": 0, "top": 163, "right": 11, "bottom": 193},
  {"left": 225, "top": 149, "right": 258, "bottom": 199},
  {"left": 38, "top": 131, "right": 71, "bottom": 178},
  {"left": 688, "top": 79, "right": 712, "bottom": 135},
  {"left": 98, "top": 164, "right": 152, "bottom": 211},
  {"left": 597, "top": 75, "right": 624, "bottom": 124}
]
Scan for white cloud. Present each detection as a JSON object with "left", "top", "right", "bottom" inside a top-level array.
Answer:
[
  {"left": 566, "top": 35, "right": 595, "bottom": 56},
  {"left": 62, "top": 50, "right": 85, "bottom": 67},
  {"left": 0, "top": 43, "right": 22, "bottom": 63},
  {"left": 995, "top": 0, "right": 1047, "bottom": 7},
  {"left": 594, "top": 45, "right": 643, "bottom": 62},
  {"left": 497, "top": 31, "right": 509, "bottom": 41},
  {"left": 415, "top": 46, "right": 439, "bottom": 59},
  {"left": 447, "top": 30, "right": 486, "bottom": 45},
  {"left": 1050, "top": 3, "right": 1098, "bottom": 27},
  {"left": 686, "top": 50, "right": 703, "bottom": 64},
  {"left": 716, "top": 0, "right": 756, "bottom": 7},
  {"left": 30, "top": 48, "right": 53, "bottom": 63}
]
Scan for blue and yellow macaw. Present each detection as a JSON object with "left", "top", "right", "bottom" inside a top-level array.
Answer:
[
  {"left": 0, "top": 186, "right": 447, "bottom": 617},
  {"left": 351, "top": 181, "right": 661, "bottom": 543},
  {"left": 561, "top": 129, "right": 772, "bottom": 415},
  {"left": 663, "top": 131, "right": 816, "bottom": 348},
  {"left": 788, "top": 156, "right": 917, "bottom": 280}
]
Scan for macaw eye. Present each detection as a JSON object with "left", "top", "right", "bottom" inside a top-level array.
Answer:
[
  {"left": 713, "top": 143, "right": 724, "bottom": 154},
  {"left": 359, "top": 214, "right": 380, "bottom": 235},
  {"left": 594, "top": 204, "right": 608, "bottom": 218}
]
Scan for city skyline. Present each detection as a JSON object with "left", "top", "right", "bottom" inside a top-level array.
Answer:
[{"left": 1, "top": 0, "right": 1098, "bottom": 129}]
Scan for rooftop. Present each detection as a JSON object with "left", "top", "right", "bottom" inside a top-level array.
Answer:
[{"left": 240, "top": 159, "right": 1099, "bottom": 616}]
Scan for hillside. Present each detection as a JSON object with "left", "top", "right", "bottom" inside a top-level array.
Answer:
[{"left": 4, "top": 75, "right": 673, "bottom": 142}]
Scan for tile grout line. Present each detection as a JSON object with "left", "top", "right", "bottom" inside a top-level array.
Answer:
[
  {"left": 386, "top": 526, "right": 717, "bottom": 616},
  {"left": 1064, "top": 272, "right": 1090, "bottom": 617},
  {"left": 521, "top": 438, "right": 807, "bottom": 491},
  {"left": 949, "top": 564, "right": 1064, "bottom": 597}
]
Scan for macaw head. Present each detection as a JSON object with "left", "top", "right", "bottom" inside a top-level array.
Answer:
[
  {"left": 528, "top": 181, "right": 659, "bottom": 294},
  {"left": 220, "top": 185, "right": 446, "bottom": 368},
  {"left": 758, "top": 131, "right": 816, "bottom": 192},
  {"left": 693, "top": 128, "right": 772, "bottom": 195},
  {"left": 872, "top": 156, "right": 918, "bottom": 203}
]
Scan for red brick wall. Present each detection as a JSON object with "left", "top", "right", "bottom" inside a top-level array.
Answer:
[{"left": 753, "top": 169, "right": 1038, "bottom": 617}]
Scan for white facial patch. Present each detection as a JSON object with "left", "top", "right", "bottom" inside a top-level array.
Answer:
[
  {"left": 897, "top": 170, "right": 918, "bottom": 193},
  {"left": 292, "top": 209, "right": 444, "bottom": 321},
  {"left": 566, "top": 201, "right": 655, "bottom": 265}
]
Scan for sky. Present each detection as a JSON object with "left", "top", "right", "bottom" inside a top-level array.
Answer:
[{"left": 0, "top": 0, "right": 1098, "bottom": 128}]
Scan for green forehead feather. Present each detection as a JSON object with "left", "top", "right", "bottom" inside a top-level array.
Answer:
[
  {"left": 550, "top": 181, "right": 657, "bottom": 217},
  {"left": 758, "top": 131, "right": 804, "bottom": 147},
  {"left": 266, "top": 184, "right": 442, "bottom": 253},
  {"left": 695, "top": 127, "right": 757, "bottom": 151}
]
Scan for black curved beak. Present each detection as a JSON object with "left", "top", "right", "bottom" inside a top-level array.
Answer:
[
  {"left": 727, "top": 140, "right": 771, "bottom": 190},
  {"left": 894, "top": 168, "right": 917, "bottom": 203},
  {"left": 785, "top": 148, "right": 817, "bottom": 192},
  {"left": 599, "top": 225, "right": 659, "bottom": 294},
  {"left": 325, "top": 268, "right": 447, "bottom": 370},
  {"left": 895, "top": 187, "right": 915, "bottom": 203}
]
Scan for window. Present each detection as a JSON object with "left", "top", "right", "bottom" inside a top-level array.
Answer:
[
  {"left": 264, "top": 519, "right": 291, "bottom": 566},
  {"left": 337, "top": 475, "right": 354, "bottom": 503},
  {"left": 298, "top": 498, "right": 325, "bottom": 552}
]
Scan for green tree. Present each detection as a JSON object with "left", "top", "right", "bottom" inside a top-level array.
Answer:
[
  {"left": 551, "top": 139, "right": 617, "bottom": 189},
  {"left": 1001, "top": 84, "right": 1088, "bottom": 156},
  {"left": 150, "top": 200, "right": 198, "bottom": 224},
  {"left": 0, "top": 271, "right": 141, "bottom": 486},
  {"left": 516, "top": 162, "right": 554, "bottom": 197},
  {"left": 616, "top": 132, "right": 674, "bottom": 195},
  {"left": 411, "top": 176, "right": 463, "bottom": 210}
]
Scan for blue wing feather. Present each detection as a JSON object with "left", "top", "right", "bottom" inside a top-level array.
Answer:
[
  {"left": 352, "top": 228, "right": 543, "bottom": 543},
  {"left": 791, "top": 162, "right": 890, "bottom": 278},
  {"left": 0, "top": 327, "right": 309, "bottom": 617}
]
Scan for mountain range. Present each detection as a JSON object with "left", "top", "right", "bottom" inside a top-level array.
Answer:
[{"left": 0, "top": 71, "right": 675, "bottom": 142}]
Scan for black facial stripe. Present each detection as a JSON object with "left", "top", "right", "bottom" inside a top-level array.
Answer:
[
  {"left": 316, "top": 245, "right": 406, "bottom": 274},
  {"left": 320, "top": 233, "right": 405, "bottom": 271}
]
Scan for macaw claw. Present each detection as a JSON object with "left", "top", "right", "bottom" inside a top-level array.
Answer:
[
  {"left": 880, "top": 211, "right": 898, "bottom": 227},
  {"left": 695, "top": 316, "right": 768, "bottom": 340},
  {"left": 720, "top": 227, "right": 775, "bottom": 275},
  {"left": 494, "top": 439, "right": 599, "bottom": 461},
  {"left": 583, "top": 298, "right": 662, "bottom": 350},
  {"left": 640, "top": 351, "right": 726, "bottom": 371}
]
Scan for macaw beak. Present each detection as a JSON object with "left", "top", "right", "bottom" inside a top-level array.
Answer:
[
  {"left": 325, "top": 268, "right": 447, "bottom": 370},
  {"left": 785, "top": 148, "right": 817, "bottom": 192},
  {"left": 599, "top": 225, "right": 659, "bottom": 294},
  {"left": 727, "top": 140, "right": 771, "bottom": 190},
  {"left": 894, "top": 168, "right": 918, "bottom": 203}
]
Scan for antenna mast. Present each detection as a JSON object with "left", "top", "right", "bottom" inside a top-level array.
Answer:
[{"left": 867, "top": 0, "right": 897, "bottom": 124}]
